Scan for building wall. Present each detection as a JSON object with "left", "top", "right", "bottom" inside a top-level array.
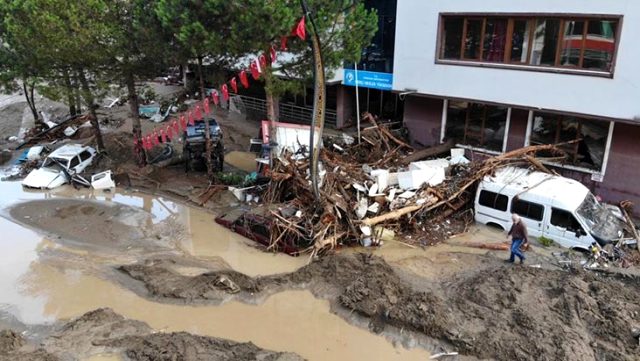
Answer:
[
  {"left": 393, "top": 0, "right": 640, "bottom": 121},
  {"left": 403, "top": 96, "right": 443, "bottom": 147},
  {"left": 594, "top": 123, "right": 640, "bottom": 205}
]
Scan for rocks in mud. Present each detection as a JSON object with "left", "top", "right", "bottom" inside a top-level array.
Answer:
[
  {"left": 98, "top": 332, "right": 303, "bottom": 361},
  {"left": 2, "top": 308, "right": 303, "bottom": 361},
  {"left": 42, "top": 308, "right": 151, "bottom": 359},
  {"left": 0, "top": 329, "right": 25, "bottom": 354},
  {"left": 119, "top": 262, "right": 261, "bottom": 302},
  {"left": 0, "top": 329, "right": 59, "bottom": 361}
]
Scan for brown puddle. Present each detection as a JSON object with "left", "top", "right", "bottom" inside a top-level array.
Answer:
[
  {"left": 0, "top": 179, "right": 431, "bottom": 360},
  {"left": 224, "top": 150, "right": 259, "bottom": 173}
]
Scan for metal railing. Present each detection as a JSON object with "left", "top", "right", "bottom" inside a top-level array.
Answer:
[{"left": 231, "top": 94, "right": 336, "bottom": 126}]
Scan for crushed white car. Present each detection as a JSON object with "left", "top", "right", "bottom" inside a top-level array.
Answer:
[{"left": 22, "top": 144, "right": 97, "bottom": 189}]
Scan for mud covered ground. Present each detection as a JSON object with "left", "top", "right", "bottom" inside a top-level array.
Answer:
[
  {"left": 0, "top": 308, "right": 303, "bottom": 361},
  {"left": 118, "top": 253, "right": 640, "bottom": 361}
]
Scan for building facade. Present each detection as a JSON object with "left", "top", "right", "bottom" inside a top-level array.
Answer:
[{"left": 393, "top": 0, "right": 640, "bottom": 208}]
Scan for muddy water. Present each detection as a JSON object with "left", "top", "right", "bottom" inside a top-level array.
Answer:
[
  {"left": 0, "top": 178, "right": 431, "bottom": 360},
  {"left": 224, "top": 150, "right": 259, "bottom": 173}
]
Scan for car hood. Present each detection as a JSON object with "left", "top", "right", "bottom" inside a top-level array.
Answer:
[{"left": 22, "top": 167, "right": 68, "bottom": 189}]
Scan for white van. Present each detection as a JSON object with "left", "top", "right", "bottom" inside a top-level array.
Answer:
[{"left": 474, "top": 167, "right": 631, "bottom": 251}]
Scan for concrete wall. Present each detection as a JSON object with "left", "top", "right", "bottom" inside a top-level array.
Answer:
[
  {"left": 594, "top": 123, "right": 640, "bottom": 206},
  {"left": 394, "top": 0, "right": 640, "bottom": 121},
  {"left": 403, "top": 96, "right": 443, "bottom": 147}
]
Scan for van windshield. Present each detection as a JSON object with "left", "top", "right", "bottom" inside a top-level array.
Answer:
[{"left": 576, "top": 193, "right": 623, "bottom": 241}]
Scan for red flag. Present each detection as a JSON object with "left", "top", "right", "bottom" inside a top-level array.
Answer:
[
  {"left": 203, "top": 98, "right": 210, "bottom": 114},
  {"left": 293, "top": 17, "right": 305, "bottom": 40},
  {"left": 221, "top": 84, "right": 229, "bottom": 101},
  {"left": 188, "top": 111, "right": 195, "bottom": 126},
  {"left": 144, "top": 136, "right": 151, "bottom": 150},
  {"left": 250, "top": 59, "right": 261, "bottom": 80},
  {"left": 239, "top": 70, "right": 249, "bottom": 89},
  {"left": 259, "top": 54, "right": 268, "bottom": 70},
  {"left": 280, "top": 36, "right": 288, "bottom": 51},
  {"left": 230, "top": 77, "right": 238, "bottom": 93},
  {"left": 172, "top": 120, "right": 179, "bottom": 135},
  {"left": 195, "top": 105, "right": 203, "bottom": 120},
  {"left": 166, "top": 124, "right": 173, "bottom": 140},
  {"left": 152, "top": 130, "right": 159, "bottom": 145},
  {"left": 179, "top": 115, "right": 187, "bottom": 130},
  {"left": 212, "top": 90, "right": 220, "bottom": 105},
  {"left": 270, "top": 45, "right": 277, "bottom": 64},
  {"left": 160, "top": 129, "right": 167, "bottom": 143}
]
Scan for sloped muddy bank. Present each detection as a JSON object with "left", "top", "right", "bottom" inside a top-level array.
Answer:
[
  {"left": 1, "top": 308, "right": 303, "bottom": 361},
  {"left": 118, "top": 253, "right": 640, "bottom": 361}
]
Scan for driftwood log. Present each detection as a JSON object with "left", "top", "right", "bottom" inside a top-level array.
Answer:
[{"left": 402, "top": 139, "right": 454, "bottom": 164}]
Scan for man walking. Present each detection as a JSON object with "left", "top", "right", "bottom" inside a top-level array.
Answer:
[{"left": 506, "top": 213, "right": 528, "bottom": 264}]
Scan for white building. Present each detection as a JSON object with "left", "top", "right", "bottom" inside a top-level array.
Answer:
[{"left": 393, "top": 0, "right": 640, "bottom": 208}]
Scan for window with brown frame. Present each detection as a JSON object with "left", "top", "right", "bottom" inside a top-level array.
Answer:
[
  {"left": 439, "top": 15, "right": 619, "bottom": 73},
  {"left": 529, "top": 112, "right": 610, "bottom": 171},
  {"left": 445, "top": 101, "right": 508, "bottom": 152}
]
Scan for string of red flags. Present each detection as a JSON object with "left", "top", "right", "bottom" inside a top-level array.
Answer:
[
  {"left": 239, "top": 70, "right": 249, "bottom": 88},
  {"left": 138, "top": 16, "right": 307, "bottom": 150},
  {"left": 230, "top": 77, "right": 238, "bottom": 93}
]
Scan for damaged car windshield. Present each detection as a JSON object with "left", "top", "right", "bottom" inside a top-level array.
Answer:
[
  {"left": 577, "top": 193, "right": 623, "bottom": 241},
  {"left": 43, "top": 157, "right": 70, "bottom": 169}
]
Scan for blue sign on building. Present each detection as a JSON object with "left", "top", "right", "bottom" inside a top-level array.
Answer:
[{"left": 343, "top": 69, "right": 393, "bottom": 91}]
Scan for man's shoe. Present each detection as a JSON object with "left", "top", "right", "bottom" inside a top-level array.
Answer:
[
  {"left": 520, "top": 259, "right": 525, "bottom": 264},
  {"left": 504, "top": 259, "right": 514, "bottom": 263}
]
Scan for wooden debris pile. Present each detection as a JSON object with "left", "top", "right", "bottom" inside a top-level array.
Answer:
[
  {"left": 264, "top": 120, "right": 565, "bottom": 256},
  {"left": 18, "top": 114, "right": 91, "bottom": 149}
]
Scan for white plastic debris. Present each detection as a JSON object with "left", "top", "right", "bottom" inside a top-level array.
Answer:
[
  {"left": 63, "top": 126, "right": 78, "bottom": 137},
  {"left": 228, "top": 186, "right": 246, "bottom": 202},
  {"left": 398, "top": 190, "right": 416, "bottom": 199},
  {"left": 367, "top": 202, "right": 380, "bottom": 213},
  {"left": 368, "top": 183, "right": 379, "bottom": 197},
  {"left": 386, "top": 188, "right": 397, "bottom": 202},
  {"left": 26, "top": 146, "right": 45, "bottom": 161},
  {"left": 356, "top": 198, "right": 368, "bottom": 219},
  {"left": 450, "top": 148, "right": 470, "bottom": 165},
  {"left": 360, "top": 225, "right": 372, "bottom": 237},
  {"left": 397, "top": 167, "right": 446, "bottom": 190},
  {"left": 409, "top": 158, "right": 449, "bottom": 171},
  {"left": 371, "top": 169, "right": 390, "bottom": 192},
  {"left": 342, "top": 133, "right": 355, "bottom": 145},
  {"left": 353, "top": 183, "right": 367, "bottom": 193}
]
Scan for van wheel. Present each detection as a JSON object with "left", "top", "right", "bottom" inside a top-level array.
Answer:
[
  {"left": 570, "top": 247, "right": 589, "bottom": 254},
  {"left": 486, "top": 222, "right": 505, "bottom": 231}
]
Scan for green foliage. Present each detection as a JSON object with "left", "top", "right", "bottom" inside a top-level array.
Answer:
[
  {"left": 539, "top": 236, "right": 555, "bottom": 247},
  {"left": 215, "top": 172, "right": 245, "bottom": 186},
  {"left": 238, "top": 0, "right": 378, "bottom": 98}
]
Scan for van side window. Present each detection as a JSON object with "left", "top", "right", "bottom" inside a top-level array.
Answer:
[
  {"left": 478, "top": 190, "right": 508, "bottom": 211},
  {"left": 551, "top": 208, "right": 583, "bottom": 233},
  {"left": 511, "top": 198, "right": 544, "bottom": 221}
]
